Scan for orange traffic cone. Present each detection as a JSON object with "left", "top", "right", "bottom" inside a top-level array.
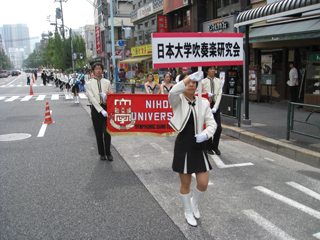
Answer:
[
  {"left": 31, "top": 74, "right": 34, "bottom": 83},
  {"left": 29, "top": 85, "right": 34, "bottom": 95},
  {"left": 43, "top": 102, "right": 54, "bottom": 124}
]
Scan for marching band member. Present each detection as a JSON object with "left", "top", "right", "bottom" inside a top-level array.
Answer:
[
  {"left": 70, "top": 73, "right": 80, "bottom": 103},
  {"left": 86, "top": 63, "right": 113, "bottom": 161},
  {"left": 160, "top": 72, "right": 174, "bottom": 94},
  {"left": 202, "top": 66, "right": 223, "bottom": 156},
  {"left": 169, "top": 72, "right": 217, "bottom": 227},
  {"left": 144, "top": 74, "right": 160, "bottom": 94}
]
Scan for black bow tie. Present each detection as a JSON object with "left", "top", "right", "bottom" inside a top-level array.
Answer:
[{"left": 188, "top": 101, "right": 196, "bottom": 106}]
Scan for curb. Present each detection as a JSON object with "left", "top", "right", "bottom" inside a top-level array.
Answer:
[{"left": 222, "top": 124, "right": 320, "bottom": 168}]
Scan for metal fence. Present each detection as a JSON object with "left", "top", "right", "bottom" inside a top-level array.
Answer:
[{"left": 286, "top": 102, "right": 320, "bottom": 140}]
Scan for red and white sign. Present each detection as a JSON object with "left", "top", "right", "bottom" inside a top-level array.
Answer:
[
  {"left": 111, "top": 50, "right": 132, "bottom": 59},
  {"left": 152, "top": 33, "right": 243, "bottom": 68},
  {"left": 157, "top": 15, "right": 168, "bottom": 33},
  {"left": 137, "top": 3, "right": 153, "bottom": 20},
  {"left": 95, "top": 26, "right": 102, "bottom": 54}
]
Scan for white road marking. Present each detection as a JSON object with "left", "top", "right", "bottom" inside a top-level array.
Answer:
[
  {"left": 254, "top": 186, "right": 320, "bottom": 220},
  {"left": 17, "top": 85, "right": 22, "bottom": 87},
  {"left": 65, "top": 94, "right": 73, "bottom": 100},
  {"left": 79, "top": 93, "right": 88, "bottom": 99},
  {"left": 192, "top": 173, "right": 214, "bottom": 186},
  {"left": 33, "top": 84, "right": 37, "bottom": 86},
  {"left": 5, "top": 96, "right": 19, "bottom": 102},
  {"left": 20, "top": 96, "right": 33, "bottom": 101},
  {"left": 150, "top": 143, "right": 169, "bottom": 153},
  {"left": 313, "top": 232, "right": 320, "bottom": 239},
  {"left": 36, "top": 95, "right": 46, "bottom": 101},
  {"left": 264, "top": 157, "right": 275, "bottom": 162},
  {"left": 51, "top": 94, "right": 59, "bottom": 100},
  {"left": 286, "top": 182, "right": 320, "bottom": 201},
  {"left": 37, "top": 124, "right": 48, "bottom": 137},
  {"left": 211, "top": 155, "right": 254, "bottom": 168},
  {"left": 4, "top": 75, "right": 23, "bottom": 86},
  {"left": 0, "top": 96, "right": 6, "bottom": 100},
  {"left": 1, "top": 85, "right": 5, "bottom": 88},
  {"left": 243, "top": 209, "right": 296, "bottom": 240},
  {"left": 9, "top": 85, "right": 14, "bottom": 87}
]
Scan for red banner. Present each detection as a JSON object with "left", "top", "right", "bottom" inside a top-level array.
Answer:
[
  {"left": 157, "top": 15, "right": 168, "bottom": 33},
  {"left": 107, "top": 94, "right": 176, "bottom": 136},
  {"left": 95, "top": 26, "right": 101, "bottom": 54}
]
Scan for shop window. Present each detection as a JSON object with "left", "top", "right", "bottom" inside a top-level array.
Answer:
[
  {"left": 145, "top": 22, "right": 149, "bottom": 28},
  {"left": 172, "top": 8, "right": 191, "bottom": 29}
]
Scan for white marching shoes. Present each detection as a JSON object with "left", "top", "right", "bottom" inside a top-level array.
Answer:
[
  {"left": 180, "top": 192, "right": 197, "bottom": 227},
  {"left": 74, "top": 96, "right": 79, "bottom": 103},
  {"left": 191, "top": 188, "right": 205, "bottom": 219}
]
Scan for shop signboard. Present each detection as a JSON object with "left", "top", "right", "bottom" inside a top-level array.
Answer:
[
  {"left": 152, "top": 33, "right": 243, "bottom": 68},
  {"left": 137, "top": 2, "right": 153, "bottom": 20},
  {"left": 203, "top": 16, "right": 235, "bottom": 33},
  {"left": 95, "top": 26, "right": 101, "bottom": 54},
  {"left": 157, "top": 15, "right": 168, "bottom": 33},
  {"left": 309, "top": 53, "right": 320, "bottom": 61},
  {"left": 260, "top": 74, "right": 275, "bottom": 85},
  {"left": 163, "top": 0, "right": 189, "bottom": 14},
  {"left": 131, "top": 44, "right": 152, "bottom": 57}
]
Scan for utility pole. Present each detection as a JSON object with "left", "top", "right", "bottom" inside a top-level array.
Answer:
[
  {"left": 102, "top": 0, "right": 110, "bottom": 82},
  {"left": 70, "top": 28, "right": 74, "bottom": 71},
  {"left": 54, "top": 0, "right": 68, "bottom": 40},
  {"left": 110, "top": 0, "right": 118, "bottom": 92}
]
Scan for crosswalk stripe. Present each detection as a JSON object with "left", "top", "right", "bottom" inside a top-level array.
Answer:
[
  {"left": 21, "top": 96, "right": 33, "bottom": 101},
  {"left": 243, "top": 209, "right": 295, "bottom": 240},
  {"left": 286, "top": 182, "right": 320, "bottom": 201},
  {"left": 0, "top": 96, "right": 6, "bottom": 100},
  {"left": 51, "top": 94, "right": 59, "bottom": 100},
  {"left": 9, "top": 85, "right": 14, "bottom": 87},
  {"left": 0, "top": 85, "right": 5, "bottom": 88},
  {"left": 5, "top": 96, "right": 19, "bottom": 102},
  {"left": 79, "top": 93, "right": 88, "bottom": 99},
  {"left": 313, "top": 232, "right": 320, "bottom": 239},
  {"left": 254, "top": 186, "right": 320, "bottom": 220},
  {"left": 17, "top": 85, "right": 22, "bottom": 87},
  {"left": 36, "top": 95, "right": 46, "bottom": 101}
]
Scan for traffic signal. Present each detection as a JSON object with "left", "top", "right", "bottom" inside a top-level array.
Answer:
[{"left": 80, "top": 53, "right": 83, "bottom": 59}]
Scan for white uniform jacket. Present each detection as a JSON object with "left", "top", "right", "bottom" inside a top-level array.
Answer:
[
  {"left": 202, "top": 77, "right": 222, "bottom": 109},
  {"left": 168, "top": 81, "right": 217, "bottom": 139},
  {"left": 86, "top": 77, "right": 112, "bottom": 113}
]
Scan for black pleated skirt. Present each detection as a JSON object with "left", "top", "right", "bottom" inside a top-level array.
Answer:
[{"left": 172, "top": 111, "right": 212, "bottom": 174}]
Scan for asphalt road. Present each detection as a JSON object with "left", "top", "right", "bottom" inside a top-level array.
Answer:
[{"left": 1, "top": 73, "right": 320, "bottom": 239}]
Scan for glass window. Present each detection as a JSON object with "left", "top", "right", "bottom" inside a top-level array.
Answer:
[
  {"left": 223, "top": 0, "right": 229, "bottom": 7},
  {"left": 139, "top": 35, "right": 142, "bottom": 40},
  {"left": 145, "top": 22, "right": 149, "bottom": 27},
  {"left": 144, "top": 0, "right": 147, "bottom": 3},
  {"left": 231, "top": 0, "right": 239, "bottom": 4},
  {"left": 184, "top": 9, "right": 190, "bottom": 26},
  {"left": 133, "top": 4, "right": 135, "bottom": 10},
  {"left": 151, "top": 19, "right": 156, "bottom": 25},
  {"left": 218, "top": 0, "right": 222, "bottom": 8}
]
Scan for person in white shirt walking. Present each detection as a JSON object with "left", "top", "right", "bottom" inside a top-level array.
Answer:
[{"left": 289, "top": 62, "right": 299, "bottom": 102}]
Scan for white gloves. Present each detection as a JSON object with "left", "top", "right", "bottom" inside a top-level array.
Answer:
[
  {"left": 208, "top": 92, "right": 214, "bottom": 98},
  {"left": 100, "top": 92, "right": 107, "bottom": 100},
  {"left": 189, "top": 71, "right": 203, "bottom": 82},
  {"left": 195, "top": 133, "right": 207, "bottom": 143},
  {"left": 101, "top": 109, "right": 108, "bottom": 117},
  {"left": 211, "top": 107, "right": 217, "bottom": 114}
]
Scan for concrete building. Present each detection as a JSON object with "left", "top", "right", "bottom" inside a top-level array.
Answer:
[{"left": 2, "top": 24, "right": 31, "bottom": 56}]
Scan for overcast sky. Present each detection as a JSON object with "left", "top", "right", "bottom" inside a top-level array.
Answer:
[{"left": 0, "top": 0, "right": 95, "bottom": 38}]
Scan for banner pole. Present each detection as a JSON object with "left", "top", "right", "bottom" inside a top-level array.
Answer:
[{"left": 197, "top": 66, "right": 203, "bottom": 134}]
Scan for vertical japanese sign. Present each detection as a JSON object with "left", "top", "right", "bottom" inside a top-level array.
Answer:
[
  {"left": 95, "top": 26, "right": 101, "bottom": 55},
  {"left": 152, "top": 33, "right": 243, "bottom": 68},
  {"left": 157, "top": 15, "right": 168, "bottom": 33}
]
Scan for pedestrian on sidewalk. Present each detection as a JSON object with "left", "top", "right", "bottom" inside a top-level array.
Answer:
[
  {"left": 202, "top": 66, "right": 223, "bottom": 156},
  {"left": 160, "top": 72, "right": 174, "bottom": 94},
  {"left": 86, "top": 63, "right": 113, "bottom": 161},
  {"left": 288, "top": 62, "right": 299, "bottom": 102},
  {"left": 169, "top": 72, "right": 217, "bottom": 227},
  {"left": 144, "top": 74, "right": 160, "bottom": 94}
]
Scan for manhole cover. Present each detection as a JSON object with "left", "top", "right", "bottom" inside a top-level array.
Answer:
[{"left": 0, "top": 133, "right": 31, "bottom": 141}]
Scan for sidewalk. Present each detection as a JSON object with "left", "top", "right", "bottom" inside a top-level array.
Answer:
[{"left": 118, "top": 84, "right": 320, "bottom": 168}]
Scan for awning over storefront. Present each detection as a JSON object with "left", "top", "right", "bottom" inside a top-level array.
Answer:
[
  {"left": 235, "top": 0, "right": 320, "bottom": 27},
  {"left": 248, "top": 18, "right": 320, "bottom": 42},
  {"left": 120, "top": 56, "right": 152, "bottom": 64}
]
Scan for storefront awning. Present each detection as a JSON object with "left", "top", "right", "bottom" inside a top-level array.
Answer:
[
  {"left": 235, "top": 0, "right": 320, "bottom": 27},
  {"left": 248, "top": 18, "right": 320, "bottom": 43},
  {"left": 120, "top": 56, "right": 152, "bottom": 64}
]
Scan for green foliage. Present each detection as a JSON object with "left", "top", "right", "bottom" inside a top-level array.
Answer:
[
  {"left": 0, "top": 50, "right": 13, "bottom": 70},
  {"left": 23, "top": 31, "right": 87, "bottom": 71}
]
